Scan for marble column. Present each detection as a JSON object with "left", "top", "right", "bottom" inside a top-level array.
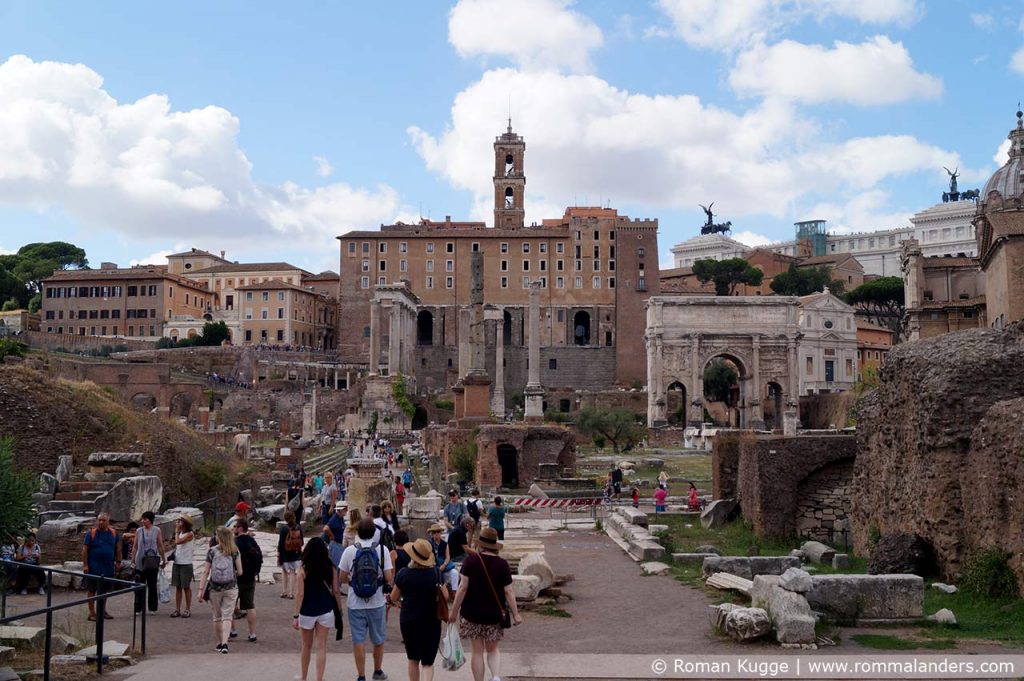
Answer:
[
  {"left": 388, "top": 302, "right": 400, "bottom": 376},
  {"left": 524, "top": 282, "right": 545, "bottom": 422},
  {"left": 491, "top": 313, "right": 506, "bottom": 417},
  {"left": 690, "top": 335, "right": 702, "bottom": 426},
  {"left": 749, "top": 337, "right": 765, "bottom": 430},
  {"left": 369, "top": 299, "right": 381, "bottom": 376}
]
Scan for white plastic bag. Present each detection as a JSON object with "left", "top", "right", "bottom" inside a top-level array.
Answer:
[
  {"left": 157, "top": 569, "right": 171, "bottom": 604},
  {"left": 440, "top": 621, "right": 465, "bottom": 671}
]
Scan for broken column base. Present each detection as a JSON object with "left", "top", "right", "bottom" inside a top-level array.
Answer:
[{"left": 524, "top": 384, "right": 545, "bottom": 423}]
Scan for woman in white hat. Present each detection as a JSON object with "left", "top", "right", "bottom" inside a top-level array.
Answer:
[{"left": 388, "top": 538, "right": 447, "bottom": 681}]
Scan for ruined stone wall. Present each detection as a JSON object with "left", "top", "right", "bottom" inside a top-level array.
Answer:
[
  {"left": 795, "top": 460, "right": 854, "bottom": 545},
  {"left": 853, "top": 323, "right": 1024, "bottom": 583},
  {"left": 475, "top": 424, "right": 575, "bottom": 489},
  {"left": 799, "top": 392, "right": 856, "bottom": 430},
  {"left": 713, "top": 434, "right": 855, "bottom": 539},
  {"left": 23, "top": 330, "right": 154, "bottom": 353},
  {"left": 220, "top": 385, "right": 362, "bottom": 432}
]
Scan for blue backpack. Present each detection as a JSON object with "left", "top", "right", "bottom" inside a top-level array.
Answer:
[{"left": 351, "top": 545, "right": 383, "bottom": 600}]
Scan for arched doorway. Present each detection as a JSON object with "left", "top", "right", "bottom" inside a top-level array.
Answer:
[
  {"left": 131, "top": 393, "right": 158, "bottom": 412},
  {"left": 703, "top": 355, "right": 744, "bottom": 427},
  {"left": 411, "top": 405, "right": 428, "bottom": 430},
  {"left": 416, "top": 310, "right": 433, "bottom": 346},
  {"left": 573, "top": 311, "right": 590, "bottom": 346},
  {"left": 170, "top": 392, "right": 193, "bottom": 419},
  {"left": 763, "top": 382, "right": 784, "bottom": 431},
  {"left": 497, "top": 444, "right": 519, "bottom": 488},
  {"left": 666, "top": 381, "right": 687, "bottom": 425}
]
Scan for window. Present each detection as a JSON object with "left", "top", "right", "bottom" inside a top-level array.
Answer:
[
  {"left": 556, "top": 242, "right": 565, "bottom": 254},
  {"left": 472, "top": 242, "right": 480, "bottom": 252},
  {"left": 540, "top": 260, "right": 547, "bottom": 271},
  {"left": 556, "top": 276, "right": 564, "bottom": 289},
  {"left": 348, "top": 242, "right": 356, "bottom": 255},
  {"left": 426, "top": 276, "right": 434, "bottom": 289},
  {"left": 399, "top": 242, "right": 407, "bottom": 253},
  {"left": 149, "top": 285, "right": 157, "bottom": 296},
  {"left": 806, "top": 357, "right": 813, "bottom": 374},
  {"left": 360, "top": 276, "right": 369, "bottom": 289},
  {"left": 128, "top": 286, "right": 137, "bottom": 296},
  {"left": 608, "top": 277, "right": 615, "bottom": 288},
  {"left": 262, "top": 292, "right": 269, "bottom": 301},
  {"left": 593, "top": 260, "right": 601, "bottom": 271},
  {"left": 575, "top": 260, "right": 582, "bottom": 271},
  {"left": 593, "top": 230, "right": 599, "bottom": 240},
  {"left": 574, "top": 276, "right": 583, "bottom": 289},
  {"left": 378, "top": 276, "right": 386, "bottom": 286},
  {"left": 426, "top": 260, "right": 434, "bottom": 272},
  {"left": 363, "top": 326, "right": 371, "bottom": 338},
  {"left": 575, "top": 245, "right": 581, "bottom": 258},
  {"left": 426, "top": 242, "right": 434, "bottom": 253},
  {"left": 278, "top": 291, "right": 285, "bottom": 301},
  {"left": 277, "top": 329, "right": 285, "bottom": 342},
  {"left": 446, "top": 242, "right": 454, "bottom": 253},
  {"left": 539, "top": 277, "right": 547, "bottom": 288},
  {"left": 379, "top": 243, "right": 387, "bottom": 253},
  {"left": 261, "top": 310, "right": 268, "bottom": 320},
  {"left": 445, "top": 276, "right": 453, "bottom": 289},
  {"left": 608, "top": 260, "right": 615, "bottom": 271},
  {"left": 400, "top": 260, "right": 407, "bottom": 272},
  {"left": 522, "top": 276, "right": 530, "bottom": 288},
  {"left": 111, "top": 310, "right": 120, "bottom": 319},
  {"left": 575, "top": 230, "right": 582, "bottom": 240},
  {"left": 637, "top": 248, "right": 646, "bottom": 257},
  {"left": 379, "top": 260, "right": 387, "bottom": 272},
  {"left": 556, "top": 260, "right": 564, "bottom": 271},
  {"left": 846, "top": 358, "right": 853, "bottom": 376},
  {"left": 592, "top": 276, "right": 601, "bottom": 288},
  {"left": 278, "top": 308, "right": 284, "bottom": 319},
  {"left": 522, "top": 243, "right": 530, "bottom": 253},
  {"left": 500, "top": 276, "right": 508, "bottom": 288},
  {"left": 446, "top": 260, "right": 454, "bottom": 272},
  {"left": 539, "top": 243, "right": 547, "bottom": 253},
  {"left": 245, "top": 330, "right": 252, "bottom": 342},
  {"left": 637, "top": 277, "right": 647, "bottom": 291},
  {"left": 168, "top": 287, "right": 173, "bottom": 298},
  {"left": 522, "top": 260, "right": 530, "bottom": 272},
  {"left": 609, "top": 230, "right": 615, "bottom": 240},
  {"left": 500, "top": 260, "right": 508, "bottom": 271},
  {"left": 593, "top": 245, "right": 600, "bottom": 259},
  {"left": 500, "top": 242, "right": 508, "bottom": 253},
  {"left": 548, "top": 358, "right": 557, "bottom": 370}
]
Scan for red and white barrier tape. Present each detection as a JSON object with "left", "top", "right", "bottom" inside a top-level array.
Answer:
[{"left": 511, "top": 497, "right": 602, "bottom": 508}]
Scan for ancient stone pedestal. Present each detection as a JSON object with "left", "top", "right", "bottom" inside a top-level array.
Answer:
[
  {"left": 452, "top": 382, "right": 465, "bottom": 422},
  {"left": 782, "top": 409, "right": 799, "bottom": 436},
  {"left": 346, "top": 460, "right": 392, "bottom": 511},
  {"left": 462, "top": 371, "right": 492, "bottom": 420}
]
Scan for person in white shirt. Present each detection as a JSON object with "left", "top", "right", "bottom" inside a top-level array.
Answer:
[{"left": 339, "top": 519, "right": 393, "bottom": 681}]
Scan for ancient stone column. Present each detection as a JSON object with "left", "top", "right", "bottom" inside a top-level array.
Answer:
[
  {"left": 491, "top": 311, "right": 506, "bottom": 416},
  {"left": 749, "top": 337, "right": 765, "bottom": 430},
  {"left": 462, "top": 251, "right": 491, "bottom": 419},
  {"left": 388, "top": 302, "right": 401, "bottom": 376},
  {"left": 690, "top": 334, "right": 702, "bottom": 426},
  {"left": 524, "top": 282, "right": 545, "bottom": 422},
  {"left": 652, "top": 334, "right": 666, "bottom": 426},
  {"left": 369, "top": 299, "right": 381, "bottom": 376}
]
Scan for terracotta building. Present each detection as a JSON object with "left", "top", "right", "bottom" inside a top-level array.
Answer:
[
  {"left": 901, "top": 241, "right": 986, "bottom": 340},
  {"left": 337, "top": 124, "right": 659, "bottom": 397},
  {"left": 855, "top": 320, "right": 893, "bottom": 382},
  {"left": 235, "top": 280, "right": 330, "bottom": 347},
  {"left": 41, "top": 265, "right": 214, "bottom": 339}
]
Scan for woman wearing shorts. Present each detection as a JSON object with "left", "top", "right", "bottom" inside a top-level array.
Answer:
[
  {"left": 389, "top": 538, "right": 447, "bottom": 681},
  {"left": 293, "top": 537, "right": 339, "bottom": 681},
  {"left": 198, "top": 526, "right": 242, "bottom": 653},
  {"left": 170, "top": 516, "right": 195, "bottom": 618},
  {"left": 278, "top": 509, "right": 303, "bottom": 599}
]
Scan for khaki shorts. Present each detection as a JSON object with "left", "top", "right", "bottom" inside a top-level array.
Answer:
[{"left": 209, "top": 587, "right": 238, "bottom": 622}]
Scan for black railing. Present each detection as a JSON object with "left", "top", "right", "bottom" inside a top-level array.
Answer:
[{"left": 1, "top": 560, "right": 146, "bottom": 680}]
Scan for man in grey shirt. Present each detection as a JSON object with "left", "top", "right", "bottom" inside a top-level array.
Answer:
[{"left": 442, "top": 490, "right": 466, "bottom": 540}]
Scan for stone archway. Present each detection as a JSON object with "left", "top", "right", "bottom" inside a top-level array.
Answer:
[
  {"left": 169, "top": 392, "right": 193, "bottom": 419},
  {"left": 702, "top": 353, "right": 746, "bottom": 428},
  {"left": 666, "top": 380, "right": 688, "bottom": 425},
  {"left": 416, "top": 310, "right": 433, "bottom": 346},
  {"left": 497, "top": 444, "right": 519, "bottom": 488},
  {"left": 411, "top": 405, "right": 428, "bottom": 430},
  {"left": 573, "top": 311, "right": 591, "bottom": 346},
  {"left": 131, "top": 392, "right": 158, "bottom": 411},
  {"left": 764, "top": 381, "right": 784, "bottom": 431}
]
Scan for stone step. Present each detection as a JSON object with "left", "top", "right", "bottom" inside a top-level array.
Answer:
[
  {"left": 706, "top": 572, "right": 753, "bottom": 596},
  {"left": 47, "top": 500, "right": 95, "bottom": 513},
  {"left": 83, "top": 472, "right": 135, "bottom": 483},
  {"left": 53, "top": 490, "right": 105, "bottom": 501},
  {"left": 59, "top": 481, "right": 116, "bottom": 492}
]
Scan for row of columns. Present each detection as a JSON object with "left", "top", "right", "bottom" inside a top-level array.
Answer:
[{"left": 369, "top": 295, "right": 417, "bottom": 377}]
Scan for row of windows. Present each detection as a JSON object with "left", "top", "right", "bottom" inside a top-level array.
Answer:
[
  {"left": 362, "top": 258, "right": 620, "bottom": 274},
  {"left": 45, "top": 285, "right": 161, "bottom": 298},
  {"left": 243, "top": 329, "right": 311, "bottom": 344},
  {"left": 348, "top": 232, "right": 621, "bottom": 257},
  {"left": 46, "top": 325, "right": 155, "bottom": 337},
  {"left": 243, "top": 307, "right": 311, "bottom": 323}
]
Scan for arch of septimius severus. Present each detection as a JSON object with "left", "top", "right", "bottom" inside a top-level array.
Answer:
[{"left": 645, "top": 296, "right": 801, "bottom": 431}]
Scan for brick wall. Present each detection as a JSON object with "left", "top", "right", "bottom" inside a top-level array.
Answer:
[
  {"left": 24, "top": 330, "right": 154, "bottom": 353},
  {"left": 795, "top": 460, "right": 854, "bottom": 544}
]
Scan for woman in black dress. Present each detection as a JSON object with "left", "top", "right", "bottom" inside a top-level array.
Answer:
[{"left": 388, "top": 538, "right": 447, "bottom": 681}]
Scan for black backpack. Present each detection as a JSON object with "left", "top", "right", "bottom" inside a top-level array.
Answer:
[
  {"left": 467, "top": 499, "right": 481, "bottom": 522},
  {"left": 378, "top": 523, "right": 396, "bottom": 552},
  {"left": 239, "top": 536, "right": 263, "bottom": 580}
]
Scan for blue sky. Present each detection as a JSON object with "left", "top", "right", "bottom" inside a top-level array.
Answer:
[{"left": 0, "top": 0, "right": 1021, "bottom": 272}]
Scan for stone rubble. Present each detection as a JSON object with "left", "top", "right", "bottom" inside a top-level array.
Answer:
[{"left": 778, "top": 567, "right": 813, "bottom": 593}]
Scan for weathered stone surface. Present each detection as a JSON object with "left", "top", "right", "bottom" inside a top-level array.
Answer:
[
  {"left": 767, "top": 585, "right": 816, "bottom": 644},
  {"left": 805, "top": 574, "right": 924, "bottom": 621},
  {"left": 87, "top": 452, "right": 144, "bottom": 466},
  {"left": 0, "top": 626, "right": 44, "bottom": 649},
  {"left": 928, "top": 608, "right": 957, "bottom": 625},
  {"left": 78, "top": 640, "right": 130, "bottom": 657},
  {"left": 790, "top": 549, "right": 806, "bottom": 561},
  {"left": 694, "top": 544, "right": 721, "bottom": 555},
  {"left": 853, "top": 324, "right": 1024, "bottom": 587},
  {"left": 700, "top": 498, "right": 738, "bottom": 529},
  {"left": 832, "top": 554, "right": 850, "bottom": 569},
  {"left": 31, "top": 492, "right": 52, "bottom": 509},
  {"left": 0, "top": 667, "right": 17, "bottom": 681},
  {"left": 93, "top": 475, "right": 162, "bottom": 522},
  {"left": 642, "top": 458, "right": 665, "bottom": 469},
  {"left": 405, "top": 495, "right": 441, "bottom": 520},
  {"left": 55, "top": 455, "right": 73, "bottom": 484},
  {"left": 37, "top": 516, "right": 92, "bottom": 543},
  {"left": 708, "top": 602, "right": 738, "bottom": 632},
  {"left": 62, "top": 561, "right": 85, "bottom": 589},
  {"left": 255, "top": 504, "right": 286, "bottom": 523},
  {"left": 701, "top": 555, "right": 801, "bottom": 580},
  {"left": 511, "top": 574, "right": 541, "bottom": 601},
  {"left": 779, "top": 567, "right": 813, "bottom": 593},
  {"left": 800, "top": 541, "right": 836, "bottom": 565},
  {"left": 641, "top": 561, "right": 671, "bottom": 576},
  {"left": 706, "top": 572, "right": 753, "bottom": 595},
  {"left": 750, "top": 574, "right": 781, "bottom": 608},
  {"left": 648, "top": 524, "right": 669, "bottom": 534},
  {"left": 671, "top": 552, "right": 718, "bottom": 564},
  {"left": 527, "top": 483, "right": 549, "bottom": 500},
  {"left": 619, "top": 507, "right": 648, "bottom": 527},
  {"left": 0, "top": 647, "right": 12, "bottom": 664},
  {"left": 724, "top": 607, "right": 771, "bottom": 642},
  {"left": 39, "top": 473, "right": 57, "bottom": 495},
  {"left": 867, "top": 533, "right": 935, "bottom": 576},
  {"left": 628, "top": 539, "right": 665, "bottom": 562},
  {"left": 162, "top": 507, "right": 203, "bottom": 526},
  {"left": 51, "top": 633, "right": 79, "bottom": 654},
  {"left": 932, "top": 582, "right": 958, "bottom": 594},
  {"left": 518, "top": 552, "right": 554, "bottom": 591}
]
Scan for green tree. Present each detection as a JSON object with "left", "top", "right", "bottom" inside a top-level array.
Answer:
[
  {"left": 1, "top": 298, "right": 17, "bottom": 312},
  {"left": 26, "top": 292, "right": 41, "bottom": 313},
  {"left": 196, "top": 321, "right": 230, "bottom": 346},
  {"left": 703, "top": 358, "right": 738, "bottom": 404},
  {"left": 14, "top": 241, "right": 89, "bottom": 296},
  {"left": 0, "top": 338, "right": 28, "bottom": 362},
  {"left": 576, "top": 406, "right": 644, "bottom": 453},
  {"left": 844, "top": 277, "right": 906, "bottom": 342},
  {"left": 0, "top": 437, "right": 37, "bottom": 544},
  {"left": 692, "top": 258, "right": 764, "bottom": 296},
  {"left": 770, "top": 264, "right": 846, "bottom": 296}
]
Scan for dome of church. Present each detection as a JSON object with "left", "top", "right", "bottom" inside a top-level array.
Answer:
[{"left": 982, "top": 110, "right": 1024, "bottom": 204}]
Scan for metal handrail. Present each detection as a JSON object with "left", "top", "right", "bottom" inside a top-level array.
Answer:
[{"left": 0, "top": 560, "right": 146, "bottom": 680}]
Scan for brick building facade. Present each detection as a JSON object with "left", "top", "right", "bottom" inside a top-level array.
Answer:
[{"left": 337, "top": 125, "right": 659, "bottom": 398}]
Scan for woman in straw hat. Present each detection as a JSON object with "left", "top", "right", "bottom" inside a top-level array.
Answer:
[
  {"left": 449, "top": 527, "right": 522, "bottom": 681},
  {"left": 388, "top": 538, "right": 448, "bottom": 681}
]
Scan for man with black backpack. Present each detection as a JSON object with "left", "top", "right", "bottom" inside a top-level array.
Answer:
[
  {"left": 232, "top": 520, "right": 262, "bottom": 643},
  {"left": 339, "top": 518, "right": 393, "bottom": 681}
]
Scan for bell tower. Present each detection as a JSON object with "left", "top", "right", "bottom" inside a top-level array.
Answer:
[{"left": 493, "top": 119, "right": 525, "bottom": 229}]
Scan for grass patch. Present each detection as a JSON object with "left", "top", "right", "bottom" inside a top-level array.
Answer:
[
  {"left": 851, "top": 634, "right": 955, "bottom": 650},
  {"left": 810, "top": 555, "right": 869, "bottom": 575},
  {"left": 536, "top": 605, "right": 572, "bottom": 618},
  {"left": 921, "top": 587, "right": 1024, "bottom": 644}
]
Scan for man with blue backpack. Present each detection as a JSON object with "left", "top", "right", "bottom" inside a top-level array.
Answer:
[{"left": 339, "top": 518, "right": 393, "bottom": 681}]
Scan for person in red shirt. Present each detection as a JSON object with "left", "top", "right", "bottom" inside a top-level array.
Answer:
[
  {"left": 395, "top": 480, "right": 406, "bottom": 516},
  {"left": 654, "top": 486, "right": 668, "bottom": 513},
  {"left": 631, "top": 487, "right": 640, "bottom": 509}
]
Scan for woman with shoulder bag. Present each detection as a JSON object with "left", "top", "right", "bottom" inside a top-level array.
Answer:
[
  {"left": 131, "top": 511, "right": 166, "bottom": 615},
  {"left": 388, "top": 538, "right": 447, "bottom": 681},
  {"left": 449, "top": 528, "right": 522, "bottom": 681}
]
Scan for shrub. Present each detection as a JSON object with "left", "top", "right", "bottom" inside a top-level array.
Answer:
[
  {"left": 433, "top": 399, "right": 454, "bottom": 411},
  {"left": 193, "top": 459, "right": 228, "bottom": 495},
  {"left": 391, "top": 373, "right": 416, "bottom": 418},
  {"left": 0, "top": 437, "right": 36, "bottom": 542},
  {"left": 450, "top": 442, "right": 477, "bottom": 483},
  {"left": 961, "top": 548, "right": 1020, "bottom": 599},
  {"left": 0, "top": 338, "right": 28, "bottom": 362}
]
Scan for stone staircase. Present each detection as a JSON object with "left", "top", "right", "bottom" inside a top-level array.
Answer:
[
  {"left": 302, "top": 444, "right": 350, "bottom": 476},
  {"left": 48, "top": 477, "right": 118, "bottom": 513}
]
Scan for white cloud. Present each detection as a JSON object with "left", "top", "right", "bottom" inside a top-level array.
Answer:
[
  {"left": 730, "top": 36, "right": 942, "bottom": 105},
  {"left": 654, "top": 0, "right": 920, "bottom": 51},
  {"left": 409, "top": 67, "right": 959, "bottom": 236},
  {"left": 0, "top": 55, "right": 407, "bottom": 249},
  {"left": 1011, "top": 46, "right": 1024, "bottom": 75},
  {"left": 731, "top": 230, "right": 773, "bottom": 247},
  {"left": 448, "top": 0, "right": 603, "bottom": 73},
  {"left": 130, "top": 247, "right": 178, "bottom": 267},
  {"left": 808, "top": 190, "right": 912, "bottom": 234},
  {"left": 971, "top": 12, "right": 995, "bottom": 30},
  {"left": 0, "top": 245, "right": 15, "bottom": 255},
  {"left": 994, "top": 138, "right": 1012, "bottom": 166},
  {"left": 313, "top": 155, "right": 333, "bottom": 178}
]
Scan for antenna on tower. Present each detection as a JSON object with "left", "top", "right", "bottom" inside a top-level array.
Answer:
[{"left": 507, "top": 93, "right": 512, "bottom": 133}]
